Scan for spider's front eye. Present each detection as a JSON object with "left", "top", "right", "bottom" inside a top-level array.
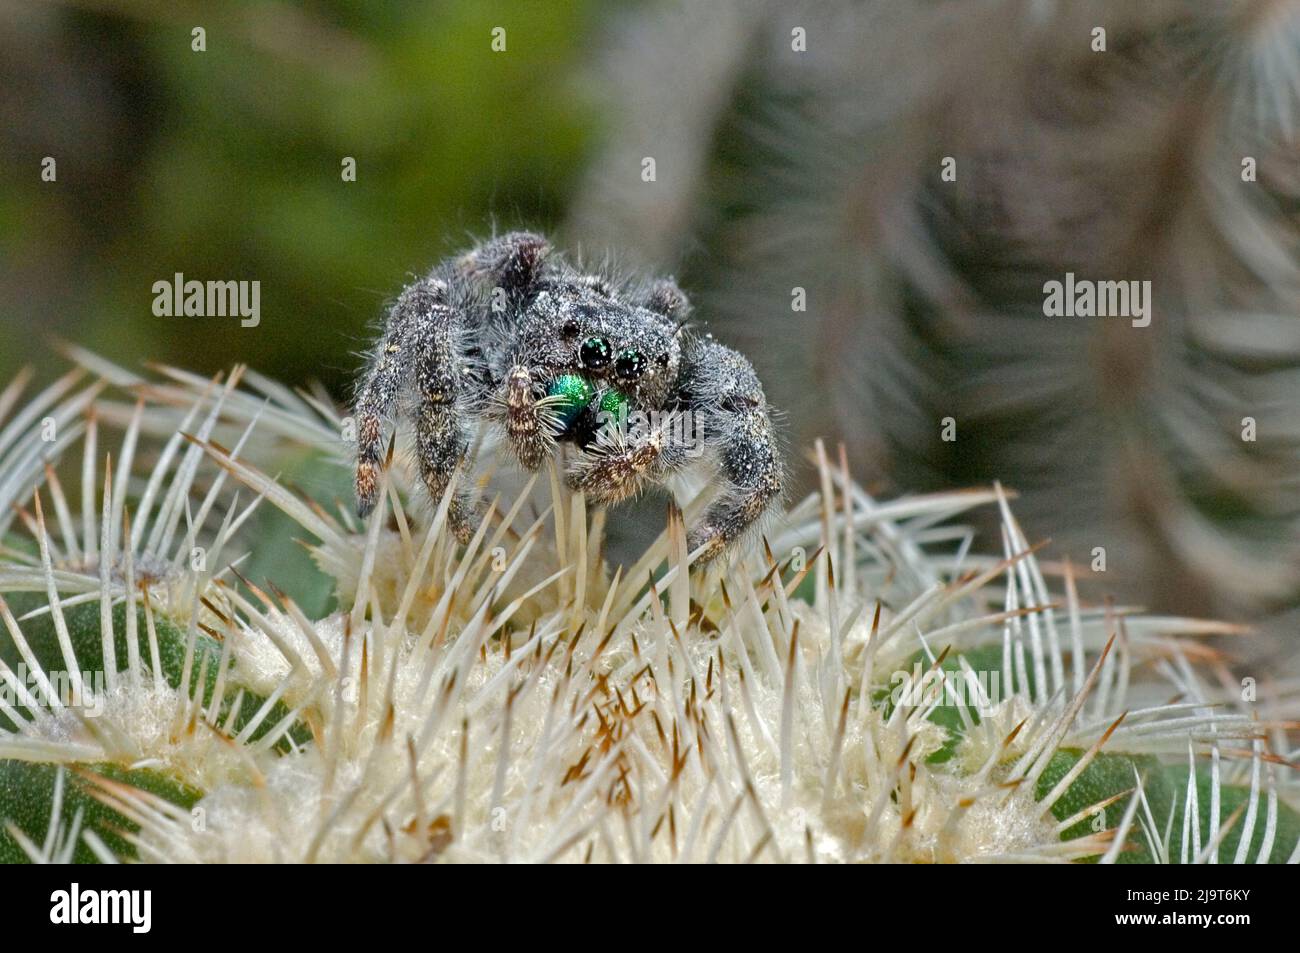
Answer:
[
  {"left": 561, "top": 319, "right": 580, "bottom": 338},
  {"left": 580, "top": 336, "right": 612, "bottom": 368},
  {"left": 615, "top": 348, "right": 645, "bottom": 379}
]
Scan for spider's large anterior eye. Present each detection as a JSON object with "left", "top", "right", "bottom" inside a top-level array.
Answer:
[
  {"left": 580, "top": 336, "right": 611, "bottom": 368},
  {"left": 615, "top": 348, "right": 645, "bottom": 379}
]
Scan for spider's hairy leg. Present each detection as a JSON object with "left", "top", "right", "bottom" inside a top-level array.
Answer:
[
  {"left": 456, "top": 230, "right": 550, "bottom": 296},
  {"left": 682, "top": 344, "right": 784, "bottom": 563},
  {"left": 411, "top": 297, "right": 479, "bottom": 541},
  {"left": 355, "top": 276, "right": 448, "bottom": 519},
  {"left": 689, "top": 407, "right": 783, "bottom": 562},
  {"left": 641, "top": 277, "right": 692, "bottom": 323},
  {"left": 691, "top": 413, "right": 780, "bottom": 561},
  {"left": 414, "top": 400, "right": 476, "bottom": 541}
]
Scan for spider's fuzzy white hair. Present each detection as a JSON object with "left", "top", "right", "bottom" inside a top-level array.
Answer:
[{"left": 0, "top": 352, "right": 1295, "bottom": 863}]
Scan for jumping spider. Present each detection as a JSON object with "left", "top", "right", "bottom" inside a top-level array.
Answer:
[{"left": 354, "top": 232, "right": 784, "bottom": 562}]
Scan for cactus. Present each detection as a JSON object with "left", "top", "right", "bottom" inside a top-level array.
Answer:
[{"left": 0, "top": 354, "right": 1294, "bottom": 863}]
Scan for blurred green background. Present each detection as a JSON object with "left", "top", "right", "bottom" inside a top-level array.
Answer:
[
  {"left": 3, "top": 0, "right": 1298, "bottom": 641},
  {"left": 0, "top": 0, "right": 618, "bottom": 393}
]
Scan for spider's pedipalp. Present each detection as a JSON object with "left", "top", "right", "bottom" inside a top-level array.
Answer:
[
  {"left": 567, "top": 425, "right": 661, "bottom": 504},
  {"left": 503, "top": 364, "right": 557, "bottom": 470}
]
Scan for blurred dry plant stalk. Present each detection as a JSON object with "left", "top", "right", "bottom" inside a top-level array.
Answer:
[{"left": 565, "top": 0, "right": 1300, "bottom": 647}]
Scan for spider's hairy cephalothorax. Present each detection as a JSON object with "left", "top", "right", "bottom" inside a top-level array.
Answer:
[{"left": 354, "top": 232, "right": 784, "bottom": 561}]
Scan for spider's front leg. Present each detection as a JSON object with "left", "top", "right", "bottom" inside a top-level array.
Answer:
[
  {"left": 411, "top": 306, "right": 481, "bottom": 542},
  {"left": 354, "top": 277, "right": 478, "bottom": 540},
  {"left": 683, "top": 344, "right": 785, "bottom": 563},
  {"left": 355, "top": 277, "right": 446, "bottom": 519}
]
